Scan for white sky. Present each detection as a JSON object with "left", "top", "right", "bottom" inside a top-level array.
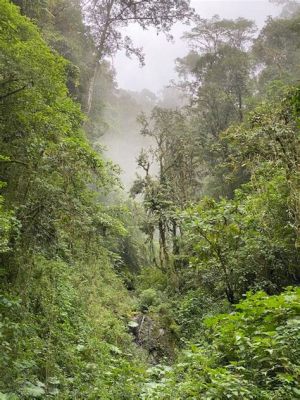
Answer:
[{"left": 113, "top": 0, "right": 280, "bottom": 93}]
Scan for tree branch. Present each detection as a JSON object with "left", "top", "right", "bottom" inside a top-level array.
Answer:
[{"left": 0, "top": 83, "right": 31, "bottom": 101}]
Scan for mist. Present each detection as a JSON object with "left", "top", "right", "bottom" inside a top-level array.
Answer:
[
  {"left": 3, "top": 0, "right": 300, "bottom": 391},
  {"left": 114, "top": 0, "right": 280, "bottom": 93},
  {"left": 101, "top": 0, "right": 281, "bottom": 190}
]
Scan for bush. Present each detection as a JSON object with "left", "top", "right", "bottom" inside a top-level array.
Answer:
[{"left": 143, "top": 288, "right": 300, "bottom": 400}]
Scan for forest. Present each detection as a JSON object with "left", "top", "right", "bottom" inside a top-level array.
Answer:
[{"left": 0, "top": 0, "right": 299, "bottom": 398}]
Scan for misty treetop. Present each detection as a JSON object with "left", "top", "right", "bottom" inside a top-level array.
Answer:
[{"left": 0, "top": 0, "right": 300, "bottom": 398}]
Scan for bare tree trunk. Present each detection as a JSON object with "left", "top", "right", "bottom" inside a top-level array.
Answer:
[
  {"left": 158, "top": 219, "right": 168, "bottom": 270},
  {"left": 172, "top": 220, "right": 179, "bottom": 255},
  {"left": 149, "top": 231, "right": 158, "bottom": 267},
  {"left": 216, "top": 248, "right": 236, "bottom": 304},
  {"left": 85, "top": 0, "right": 115, "bottom": 115},
  {"left": 86, "top": 61, "right": 99, "bottom": 115}
]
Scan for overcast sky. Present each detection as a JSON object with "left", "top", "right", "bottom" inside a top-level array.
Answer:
[{"left": 113, "top": 0, "right": 280, "bottom": 94}]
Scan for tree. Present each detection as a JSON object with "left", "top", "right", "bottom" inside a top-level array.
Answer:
[
  {"left": 177, "top": 16, "right": 256, "bottom": 122},
  {"left": 81, "top": 0, "right": 194, "bottom": 113},
  {"left": 224, "top": 86, "right": 300, "bottom": 244},
  {"left": 144, "top": 288, "right": 300, "bottom": 400},
  {"left": 174, "top": 16, "right": 256, "bottom": 198},
  {"left": 0, "top": 3, "right": 145, "bottom": 396},
  {"left": 270, "top": 0, "right": 300, "bottom": 17},
  {"left": 253, "top": 9, "right": 300, "bottom": 89},
  {"left": 178, "top": 86, "right": 300, "bottom": 305},
  {"left": 131, "top": 107, "right": 201, "bottom": 270},
  {"left": 11, "top": 0, "right": 98, "bottom": 107}
]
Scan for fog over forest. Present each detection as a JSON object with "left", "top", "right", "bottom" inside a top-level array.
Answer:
[
  {"left": 101, "top": 1, "right": 281, "bottom": 189},
  {"left": 115, "top": 1, "right": 280, "bottom": 93},
  {"left": 1, "top": 0, "right": 299, "bottom": 397}
]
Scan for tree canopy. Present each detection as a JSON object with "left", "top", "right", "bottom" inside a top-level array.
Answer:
[{"left": 0, "top": 0, "right": 299, "bottom": 398}]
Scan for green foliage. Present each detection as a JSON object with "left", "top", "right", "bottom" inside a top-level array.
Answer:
[
  {"left": 11, "top": 0, "right": 96, "bottom": 105},
  {"left": 253, "top": 8, "right": 300, "bottom": 87},
  {"left": 176, "top": 86, "right": 300, "bottom": 310},
  {"left": 137, "top": 266, "right": 168, "bottom": 292},
  {"left": 132, "top": 107, "right": 201, "bottom": 272},
  {"left": 0, "top": 2, "right": 145, "bottom": 397},
  {"left": 0, "top": 188, "right": 13, "bottom": 254},
  {"left": 139, "top": 288, "right": 161, "bottom": 311},
  {"left": 175, "top": 15, "right": 256, "bottom": 197},
  {"left": 143, "top": 288, "right": 300, "bottom": 399},
  {"left": 181, "top": 171, "right": 299, "bottom": 304},
  {"left": 1, "top": 1, "right": 300, "bottom": 398},
  {"left": 224, "top": 86, "right": 300, "bottom": 245},
  {"left": 174, "top": 288, "right": 229, "bottom": 341}
]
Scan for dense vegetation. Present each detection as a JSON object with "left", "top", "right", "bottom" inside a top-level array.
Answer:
[{"left": 0, "top": 0, "right": 299, "bottom": 398}]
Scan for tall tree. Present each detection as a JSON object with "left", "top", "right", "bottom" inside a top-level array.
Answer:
[
  {"left": 131, "top": 107, "right": 201, "bottom": 270},
  {"left": 175, "top": 16, "right": 256, "bottom": 197},
  {"left": 253, "top": 7, "right": 300, "bottom": 89},
  {"left": 177, "top": 16, "right": 256, "bottom": 124},
  {"left": 81, "top": 0, "right": 194, "bottom": 113}
]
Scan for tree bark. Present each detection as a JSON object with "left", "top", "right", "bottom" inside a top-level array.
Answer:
[
  {"left": 86, "top": 60, "right": 99, "bottom": 115},
  {"left": 158, "top": 219, "right": 168, "bottom": 270}
]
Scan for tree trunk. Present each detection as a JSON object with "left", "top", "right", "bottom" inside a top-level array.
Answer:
[
  {"left": 85, "top": 0, "right": 114, "bottom": 115},
  {"left": 158, "top": 219, "right": 168, "bottom": 270},
  {"left": 172, "top": 219, "right": 181, "bottom": 269},
  {"left": 86, "top": 61, "right": 99, "bottom": 115}
]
